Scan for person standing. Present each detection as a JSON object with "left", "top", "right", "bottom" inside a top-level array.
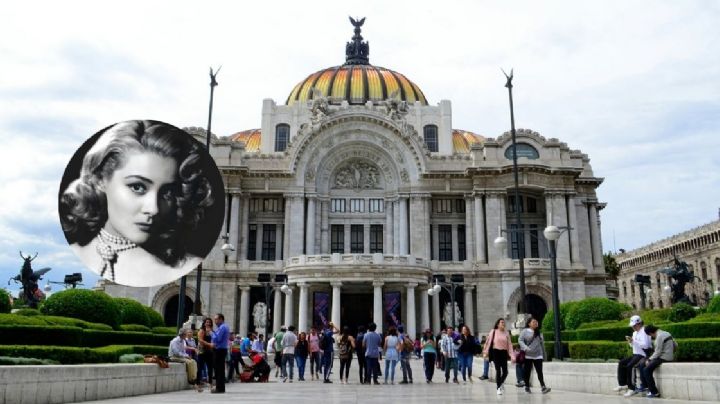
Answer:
[
  {"left": 281, "top": 325, "right": 298, "bottom": 382},
  {"left": 308, "top": 328, "right": 321, "bottom": 380},
  {"left": 227, "top": 333, "right": 243, "bottom": 382},
  {"left": 338, "top": 326, "right": 356, "bottom": 384},
  {"left": 197, "top": 318, "right": 214, "bottom": 386},
  {"left": 210, "top": 313, "right": 229, "bottom": 394},
  {"left": 519, "top": 318, "right": 550, "bottom": 394},
  {"left": 440, "top": 326, "right": 459, "bottom": 384},
  {"left": 478, "top": 334, "right": 490, "bottom": 381},
  {"left": 363, "top": 322, "right": 382, "bottom": 385},
  {"left": 383, "top": 326, "right": 400, "bottom": 384},
  {"left": 421, "top": 329, "right": 437, "bottom": 383},
  {"left": 458, "top": 325, "right": 477, "bottom": 383},
  {"left": 637, "top": 325, "right": 676, "bottom": 399},
  {"left": 274, "top": 326, "right": 287, "bottom": 378},
  {"left": 321, "top": 322, "right": 339, "bottom": 383},
  {"left": 295, "top": 331, "right": 309, "bottom": 381},
  {"left": 616, "top": 315, "right": 652, "bottom": 396},
  {"left": 483, "top": 318, "right": 512, "bottom": 395},
  {"left": 266, "top": 335, "right": 277, "bottom": 377},
  {"left": 398, "top": 326, "right": 413, "bottom": 384},
  {"left": 355, "top": 325, "right": 366, "bottom": 384}
]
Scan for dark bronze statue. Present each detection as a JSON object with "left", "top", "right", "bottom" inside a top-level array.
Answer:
[
  {"left": 346, "top": 16, "right": 369, "bottom": 65},
  {"left": 8, "top": 251, "right": 51, "bottom": 309},
  {"left": 658, "top": 255, "right": 696, "bottom": 305}
]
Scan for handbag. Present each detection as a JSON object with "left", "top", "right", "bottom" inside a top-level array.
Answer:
[{"left": 487, "top": 330, "right": 496, "bottom": 361}]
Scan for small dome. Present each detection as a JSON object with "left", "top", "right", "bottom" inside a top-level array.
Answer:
[
  {"left": 228, "top": 129, "right": 261, "bottom": 152},
  {"left": 452, "top": 129, "right": 484, "bottom": 153}
]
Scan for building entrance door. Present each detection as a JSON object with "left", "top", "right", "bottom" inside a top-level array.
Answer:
[{"left": 341, "top": 293, "right": 373, "bottom": 335}]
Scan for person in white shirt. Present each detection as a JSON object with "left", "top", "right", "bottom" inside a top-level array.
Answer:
[
  {"left": 281, "top": 325, "right": 298, "bottom": 382},
  {"left": 613, "top": 315, "right": 652, "bottom": 396},
  {"left": 168, "top": 328, "right": 202, "bottom": 392}
]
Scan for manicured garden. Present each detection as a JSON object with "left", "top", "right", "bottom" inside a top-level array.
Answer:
[{"left": 0, "top": 288, "right": 174, "bottom": 364}]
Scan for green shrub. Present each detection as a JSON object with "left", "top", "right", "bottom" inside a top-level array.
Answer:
[
  {"left": 706, "top": 294, "right": 720, "bottom": 314},
  {"left": 13, "top": 308, "right": 41, "bottom": 316},
  {"left": 0, "top": 289, "right": 12, "bottom": 314},
  {"left": 542, "top": 301, "right": 579, "bottom": 332},
  {"left": 0, "top": 313, "right": 47, "bottom": 326},
  {"left": 0, "top": 356, "right": 59, "bottom": 365},
  {"left": 687, "top": 313, "right": 720, "bottom": 323},
  {"left": 674, "top": 338, "right": 720, "bottom": 361},
  {"left": 639, "top": 308, "right": 672, "bottom": 324},
  {"left": 0, "top": 344, "right": 168, "bottom": 364},
  {"left": 119, "top": 353, "right": 145, "bottom": 363},
  {"left": 144, "top": 306, "right": 165, "bottom": 327},
  {"left": 663, "top": 322, "right": 720, "bottom": 339},
  {"left": 569, "top": 341, "right": 631, "bottom": 360},
  {"left": 115, "top": 298, "right": 150, "bottom": 326},
  {"left": 40, "top": 315, "right": 113, "bottom": 330},
  {"left": 565, "top": 298, "right": 629, "bottom": 330},
  {"left": 81, "top": 330, "right": 174, "bottom": 347},
  {"left": 41, "top": 289, "right": 121, "bottom": 329},
  {"left": 0, "top": 325, "right": 83, "bottom": 346},
  {"left": 151, "top": 326, "right": 177, "bottom": 335},
  {"left": 577, "top": 319, "right": 626, "bottom": 329},
  {"left": 120, "top": 324, "right": 151, "bottom": 332},
  {"left": 669, "top": 302, "right": 697, "bottom": 323}
]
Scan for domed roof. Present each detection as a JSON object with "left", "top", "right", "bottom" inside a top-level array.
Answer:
[{"left": 286, "top": 17, "right": 427, "bottom": 107}]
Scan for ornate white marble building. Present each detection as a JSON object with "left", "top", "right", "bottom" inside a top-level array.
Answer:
[
  {"left": 99, "top": 21, "right": 607, "bottom": 337},
  {"left": 617, "top": 219, "right": 720, "bottom": 310}
]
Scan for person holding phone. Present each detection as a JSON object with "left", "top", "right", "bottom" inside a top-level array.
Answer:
[{"left": 614, "top": 315, "right": 652, "bottom": 396}]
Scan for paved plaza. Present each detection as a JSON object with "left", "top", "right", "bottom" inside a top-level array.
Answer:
[{"left": 84, "top": 359, "right": 716, "bottom": 404}]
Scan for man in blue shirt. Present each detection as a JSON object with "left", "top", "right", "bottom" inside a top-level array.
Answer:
[
  {"left": 363, "top": 322, "right": 382, "bottom": 385},
  {"left": 321, "top": 322, "right": 339, "bottom": 383},
  {"left": 210, "top": 313, "right": 229, "bottom": 393}
]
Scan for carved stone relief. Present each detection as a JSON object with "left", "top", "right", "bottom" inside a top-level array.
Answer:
[{"left": 332, "top": 161, "right": 381, "bottom": 189}]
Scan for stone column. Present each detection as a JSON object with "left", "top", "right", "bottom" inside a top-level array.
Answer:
[
  {"left": 283, "top": 197, "right": 291, "bottom": 259},
  {"left": 284, "top": 286, "right": 294, "bottom": 327},
  {"left": 420, "top": 287, "right": 430, "bottom": 332},
  {"left": 432, "top": 292, "right": 441, "bottom": 332},
  {"left": 465, "top": 197, "right": 474, "bottom": 261},
  {"left": 239, "top": 286, "right": 250, "bottom": 335},
  {"left": 406, "top": 283, "right": 417, "bottom": 339},
  {"left": 474, "top": 194, "right": 486, "bottom": 263},
  {"left": 399, "top": 197, "right": 409, "bottom": 255},
  {"left": 589, "top": 203, "right": 603, "bottom": 268},
  {"left": 568, "top": 196, "right": 580, "bottom": 263},
  {"left": 485, "top": 193, "right": 503, "bottom": 264},
  {"left": 288, "top": 195, "right": 305, "bottom": 257},
  {"left": 331, "top": 282, "right": 342, "bottom": 329},
  {"left": 228, "top": 193, "right": 241, "bottom": 261},
  {"left": 385, "top": 199, "right": 394, "bottom": 254},
  {"left": 409, "top": 195, "right": 430, "bottom": 259},
  {"left": 273, "top": 287, "right": 283, "bottom": 332},
  {"left": 547, "top": 193, "right": 570, "bottom": 265},
  {"left": 373, "top": 281, "right": 384, "bottom": 334},
  {"left": 298, "top": 282, "right": 309, "bottom": 333},
  {"left": 320, "top": 199, "right": 329, "bottom": 254},
  {"left": 463, "top": 286, "right": 474, "bottom": 333},
  {"left": 393, "top": 200, "right": 400, "bottom": 254},
  {"left": 272, "top": 288, "right": 283, "bottom": 332},
  {"left": 426, "top": 198, "right": 433, "bottom": 258},
  {"left": 306, "top": 196, "right": 316, "bottom": 255},
  {"left": 239, "top": 196, "right": 250, "bottom": 260}
]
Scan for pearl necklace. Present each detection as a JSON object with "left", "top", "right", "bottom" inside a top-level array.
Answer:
[{"left": 96, "top": 229, "right": 138, "bottom": 282}]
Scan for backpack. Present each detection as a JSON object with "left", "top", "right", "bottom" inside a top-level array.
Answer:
[
  {"left": 402, "top": 336, "right": 413, "bottom": 352},
  {"left": 338, "top": 338, "right": 351, "bottom": 357},
  {"left": 319, "top": 333, "right": 329, "bottom": 350}
]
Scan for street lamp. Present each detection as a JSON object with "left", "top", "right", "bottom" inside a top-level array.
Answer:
[
  {"left": 543, "top": 225, "right": 567, "bottom": 361},
  {"left": 427, "top": 274, "right": 464, "bottom": 329},
  {"left": 257, "top": 273, "right": 290, "bottom": 339}
]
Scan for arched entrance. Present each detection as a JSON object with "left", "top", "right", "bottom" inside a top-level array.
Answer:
[
  {"left": 526, "top": 294, "right": 548, "bottom": 327},
  {"left": 163, "top": 295, "right": 194, "bottom": 327}
]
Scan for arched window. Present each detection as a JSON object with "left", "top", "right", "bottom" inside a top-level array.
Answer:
[
  {"left": 622, "top": 281, "right": 627, "bottom": 297},
  {"left": 504, "top": 143, "right": 539, "bottom": 160},
  {"left": 658, "top": 300, "right": 664, "bottom": 308},
  {"left": 423, "top": 125, "right": 438, "bottom": 152},
  {"left": 275, "top": 124, "right": 290, "bottom": 152}
]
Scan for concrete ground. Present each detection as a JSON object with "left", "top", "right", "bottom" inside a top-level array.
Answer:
[{"left": 84, "top": 358, "right": 716, "bottom": 404}]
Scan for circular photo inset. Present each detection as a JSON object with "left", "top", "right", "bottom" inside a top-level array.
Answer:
[{"left": 58, "top": 120, "right": 225, "bottom": 287}]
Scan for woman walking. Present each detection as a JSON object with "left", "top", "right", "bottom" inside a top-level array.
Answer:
[
  {"left": 295, "top": 332, "right": 309, "bottom": 381},
  {"left": 308, "top": 328, "right": 321, "bottom": 380},
  {"left": 458, "top": 325, "right": 477, "bottom": 383},
  {"left": 483, "top": 318, "right": 512, "bottom": 395},
  {"left": 519, "top": 318, "right": 551, "bottom": 394},
  {"left": 383, "top": 326, "right": 401, "bottom": 384},
  {"left": 338, "top": 326, "right": 356, "bottom": 384},
  {"left": 421, "top": 329, "right": 437, "bottom": 383}
]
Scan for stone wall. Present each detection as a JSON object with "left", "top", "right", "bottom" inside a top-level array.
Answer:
[{"left": 0, "top": 363, "right": 188, "bottom": 404}]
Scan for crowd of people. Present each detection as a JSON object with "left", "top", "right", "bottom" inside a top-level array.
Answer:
[{"left": 166, "top": 312, "right": 675, "bottom": 397}]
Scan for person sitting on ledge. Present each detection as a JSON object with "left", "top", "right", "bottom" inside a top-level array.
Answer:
[
  {"left": 615, "top": 315, "right": 652, "bottom": 396},
  {"left": 637, "top": 324, "right": 677, "bottom": 399},
  {"left": 169, "top": 328, "right": 203, "bottom": 392}
]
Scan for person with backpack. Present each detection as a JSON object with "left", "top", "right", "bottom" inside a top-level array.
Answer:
[
  {"left": 337, "top": 326, "right": 356, "bottom": 384},
  {"left": 398, "top": 325, "right": 414, "bottom": 384},
  {"left": 637, "top": 325, "right": 676, "bottom": 399},
  {"left": 519, "top": 317, "right": 550, "bottom": 394},
  {"left": 482, "top": 318, "right": 512, "bottom": 395},
  {"left": 356, "top": 325, "right": 367, "bottom": 384},
  {"left": 616, "top": 315, "right": 652, "bottom": 396},
  {"left": 320, "top": 322, "right": 339, "bottom": 383}
]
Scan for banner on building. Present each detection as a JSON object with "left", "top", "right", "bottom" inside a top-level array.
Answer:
[
  {"left": 384, "top": 291, "right": 402, "bottom": 330},
  {"left": 313, "top": 291, "right": 330, "bottom": 330}
]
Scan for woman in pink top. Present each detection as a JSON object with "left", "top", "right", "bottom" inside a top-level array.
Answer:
[
  {"left": 308, "top": 328, "right": 321, "bottom": 380},
  {"left": 483, "top": 318, "right": 512, "bottom": 394}
]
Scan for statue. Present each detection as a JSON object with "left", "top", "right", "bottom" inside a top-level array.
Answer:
[
  {"left": 252, "top": 302, "right": 267, "bottom": 333},
  {"left": 333, "top": 161, "right": 381, "bottom": 189},
  {"left": 309, "top": 87, "right": 330, "bottom": 125},
  {"left": 383, "top": 89, "right": 408, "bottom": 122},
  {"left": 9, "top": 252, "right": 51, "bottom": 309},
  {"left": 658, "top": 255, "right": 697, "bottom": 305},
  {"left": 442, "top": 301, "right": 463, "bottom": 328}
]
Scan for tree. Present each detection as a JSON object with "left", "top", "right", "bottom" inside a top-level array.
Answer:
[{"left": 604, "top": 252, "right": 620, "bottom": 280}]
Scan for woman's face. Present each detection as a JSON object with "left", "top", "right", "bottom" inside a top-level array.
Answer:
[
  {"left": 102, "top": 151, "right": 177, "bottom": 244},
  {"left": 498, "top": 320, "right": 506, "bottom": 330},
  {"left": 529, "top": 319, "right": 538, "bottom": 329}
]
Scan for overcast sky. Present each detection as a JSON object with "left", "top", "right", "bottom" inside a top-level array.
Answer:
[{"left": 1, "top": 0, "right": 719, "bottom": 295}]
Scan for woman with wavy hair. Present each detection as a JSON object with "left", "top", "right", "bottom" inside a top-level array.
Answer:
[{"left": 60, "top": 120, "right": 216, "bottom": 287}]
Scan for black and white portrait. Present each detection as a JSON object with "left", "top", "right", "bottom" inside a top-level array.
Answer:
[{"left": 58, "top": 120, "right": 225, "bottom": 287}]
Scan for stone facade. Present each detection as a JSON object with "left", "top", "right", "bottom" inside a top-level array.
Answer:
[
  {"left": 616, "top": 219, "right": 720, "bottom": 310},
  {"left": 97, "top": 24, "right": 607, "bottom": 337}
]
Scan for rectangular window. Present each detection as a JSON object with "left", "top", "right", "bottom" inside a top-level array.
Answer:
[
  {"left": 350, "top": 224, "right": 364, "bottom": 253},
  {"left": 458, "top": 224, "right": 466, "bottom": 261},
  {"left": 433, "top": 199, "right": 452, "bottom": 213},
  {"left": 247, "top": 224, "right": 257, "bottom": 261},
  {"left": 527, "top": 197, "right": 537, "bottom": 213},
  {"left": 438, "top": 224, "right": 452, "bottom": 261},
  {"left": 263, "top": 198, "right": 280, "bottom": 212},
  {"left": 331, "top": 224, "right": 344, "bottom": 253},
  {"left": 350, "top": 199, "right": 365, "bottom": 213},
  {"left": 331, "top": 199, "right": 346, "bottom": 213},
  {"left": 529, "top": 224, "right": 539, "bottom": 258},
  {"left": 369, "top": 199, "right": 384, "bottom": 213},
  {"left": 508, "top": 195, "right": 524, "bottom": 213},
  {"left": 250, "top": 198, "right": 261, "bottom": 213},
  {"left": 275, "top": 124, "right": 289, "bottom": 152},
  {"left": 370, "top": 224, "right": 383, "bottom": 253},
  {"left": 455, "top": 199, "right": 466, "bottom": 213},
  {"left": 261, "top": 224, "right": 276, "bottom": 261},
  {"left": 510, "top": 224, "right": 524, "bottom": 259},
  {"left": 424, "top": 125, "right": 439, "bottom": 152}
]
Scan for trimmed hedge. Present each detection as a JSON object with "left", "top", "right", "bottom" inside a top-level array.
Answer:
[
  {"left": 0, "top": 289, "right": 13, "bottom": 314},
  {"left": 565, "top": 298, "right": 629, "bottom": 330},
  {"left": 115, "top": 298, "right": 150, "bottom": 327},
  {"left": 542, "top": 301, "right": 579, "bottom": 333},
  {"left": 545, "top": 321, "right": 720, "bottom": 342},
  {"left": 707, "top": 295, "right": 720, "bottom": 314},
  {"left": 0, "top": 313, "right": 113, "bottom": 330},
  {"left": 669, "top": 302, "right": 697, "bottom": 322},
  {"left": 0, "top": 356, "right": 59, "bottom": 365},
  {"left": 145, "top": 306, "right": 165, "bottom": 327},
  {"left": 13, "top": 308, "right": 41, "bottom": 316},
  {"left": 151, "top": 326, "right": 177, "bottom": 335},
  {"left": 81, "top": 330, "right": 174, "bottom": 347},
  {"left": 561, "top": 338, "right": 720, "bottom": 362},
  {"left": 41, "top": 289, "right": 121, "bottom": 329},
  {"left": 0, "top": 324, "right": 175, "bottom": 347},
  {"left": 0, "top": 344, "right": 167, "bottom": 364},
  {"left": 569, "top": 341, "right": 631, "bottom": 360},
  {"left": 120, "top": 324, "right": 151, "bottom": 332}
]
